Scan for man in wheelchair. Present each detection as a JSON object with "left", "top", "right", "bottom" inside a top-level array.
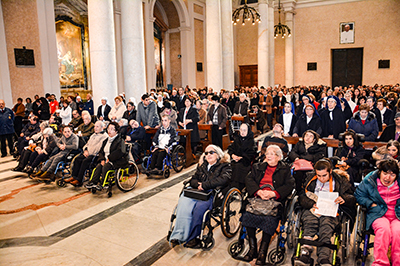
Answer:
[
  {"left": 84, "top": 122, "right": 128, "bottom": 191},
  {"left": 295, "top": 159, "right": 355, "bottom": 266},
  {"left": 144, "top": 115, "right": 177, "bottom": 175}
]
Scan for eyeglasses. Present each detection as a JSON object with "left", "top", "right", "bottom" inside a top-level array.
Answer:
[{"left": 204, "top": 151, "right": 216, "bottom": 155}]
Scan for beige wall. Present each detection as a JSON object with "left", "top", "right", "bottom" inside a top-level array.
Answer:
[
  {"left": 234, "top": 0, "right": 400, "bottom": 87},
  {"left": 294, "top": 0, "right": 400, "bottom": 86},
  {"left": 194, "top": 18, "right": 204, "bottom": 88},
  {"left": 2, "top": 0, "right": 43, "bottom": 103},
  {"left": 169, "top": 32, "right": 182, "bottom": 87}
]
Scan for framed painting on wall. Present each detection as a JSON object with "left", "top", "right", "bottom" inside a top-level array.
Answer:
[
  {"left": 340, "top": 22, "right": 355, "bottom": 44},
  {"left": 56, "top": 18, "right": 87, "bottom": 89}
]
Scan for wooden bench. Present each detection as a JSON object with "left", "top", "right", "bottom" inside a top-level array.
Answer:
[
  {"left": 198, "top": 124, "right": 212, "bottom": 151},
  {"left": 283, "top": 136, "right": 387, "bottom": 150},
  {"left": 145, "top": 128, "right": 194, "bottom": 167}
]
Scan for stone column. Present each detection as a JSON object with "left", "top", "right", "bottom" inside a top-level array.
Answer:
[
  {"left": 114, "top": 0, "right": 125, "bottom": 95},
  {"left": 220, "top": 0, "right": 234, "bottom": 91},
  {"left": 0, "top": 1, "right": 12, "bottom": 104},
  {"left": 268, "top": 0, "right": 275, "bottom": 86},
  {"left": 257, "top": 0, "right": 269, "bottom": 88},
  {"left": 180, "top": 26, "right": 196, "bottom": 88},
  {"left": 36, "top": 0, "right": 60, "bottom": 98},
  {"left": 205, "top": 0, "right": 222, "bottom": 92},
  {"left": 121, "top": 0, "right": 147, "bottom": 100},
  {"left": 284, "top": 2, "right": 295, "bottom": 87},
  {"left": 144, "top": 2, "right": 156, "bottom": 91},
  {"left": 88, "top": 0, "right": 118, "bottom": 109}
]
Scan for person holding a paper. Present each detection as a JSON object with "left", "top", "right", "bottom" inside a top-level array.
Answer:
[
  {"left": 355, "top": 160, "right": 400, "bottom": 266},
  {"left": 296, "top": 159, "right": 355, "bottom": 266}
]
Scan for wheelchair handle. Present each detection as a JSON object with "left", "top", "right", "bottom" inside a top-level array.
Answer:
[{"left": 260, "top": 184, "right": 275, "bottom": 191}]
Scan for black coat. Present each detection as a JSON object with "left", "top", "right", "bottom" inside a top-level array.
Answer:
[
  {"left": 245, "top": 161, "right": 295, "bottom": 203},
  {"left": 98, "top": 135, "right": 128, "bottom": 169},
  {"left": 122, "top": 110, "right": 137, "bottom": 122},
  {"left": 273, "top": 96, "right": 286, "bottom": 108},
  {"left": 293, "top": 113, "right": 322, "bottom": 137},
  {"left": 178, "top": 106, "right": 200, "bottom": 143},
  {"left": 189, "top": 154, "right": 231, "bottom": 191},
  {"left": 228, "top": 130, "right": 257, "bottom": 168},
  {"left": 379, "top": 124, "right": 399, "bottom": 142},
  {"left": 288, "top": 139, "right": 327, "bottom": 164},
  {"left": 382, "top": 108, "right": 393, "bottom": 126},
  {"left": 21, "top": 122, "right": 40, "bottom": 138},
  {"left": 126, "top": 126, "right": 145, "bottom": 143},
  {"left": 278, "top": 113, "right": 297, "bottom": 136},
  {"left": 320, "top": 108, "right": 346, "bottom": 138},
  {"left": 299, "top": 171, "right": 356, "bottom": 218},
  {"left": 371, "top": 107, "right": 383, "bottom": 131},
  {"left": 97, "top": 104, "right": 112, "bottom": 121},
  {"left": 176, "top": 95, "right": 188, "bottom": 113},
  {"left": 233, "top": 101, "right": 249, "bottom": 116}
]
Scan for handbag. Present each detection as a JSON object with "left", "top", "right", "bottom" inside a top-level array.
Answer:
[
  {"left": 292, "top": 159, "right": 314, "bottom": 171},
  {"left": 183, "top": 188, "right": 212, "bottom": 201},
  {"left": 245, "top": 184, "right": 282, "bottom": 216}
]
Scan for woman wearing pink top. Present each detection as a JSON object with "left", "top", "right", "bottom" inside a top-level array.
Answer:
[{"left": 355, "top": 160, "right": 400, "bottom": 265}]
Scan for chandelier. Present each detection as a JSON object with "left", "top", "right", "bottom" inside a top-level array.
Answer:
[
  {"left": 232, "top": 0, "right": 261, "bottom": 26},
  {"left": 274, "top": 0, "right": 291, "bottom": 38}
]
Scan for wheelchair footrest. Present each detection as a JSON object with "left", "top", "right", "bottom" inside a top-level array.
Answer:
[{"left": 298, "top": 238, "right": 338, "bottom": 250}]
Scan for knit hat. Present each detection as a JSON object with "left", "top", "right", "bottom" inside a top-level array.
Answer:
[{"left": 43, "top": 128, "right": 53, "bottom": 135}]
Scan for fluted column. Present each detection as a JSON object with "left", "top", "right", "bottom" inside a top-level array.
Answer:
[
  {"left": 88, "top": 0, "right": 118, "bottom": 108},
  {"left": 121, "top": 0, "right": 147, "bottom": 99},
  {"left": 114, "top": 0, "right": 125, "bottom": 95},
  {"left": 258, "top": 0, "right": 269, "bottom": 88},
  {"left": 284, "top": 2, "right": 295, "bottom": 87},
  {"left": 220, "top": 0, "right": 234, "bottom": 91},
  {"left": 268, "top": 0, "right": 275, "bottom": 86},
  {"left": 206, "top": 0, "right": 222, "bottom": 91},
  {"left": 144, "top": 2, "right": 156, "bottom": 91}
]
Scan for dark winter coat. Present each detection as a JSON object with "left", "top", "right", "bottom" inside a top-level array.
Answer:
[
  {"left": 245, "top": 160, "right": 295, "bottom": 203},
  {"left": 355, "top": 170, "right": 400, "bottom": 230},
  {"left": 348, "top": 111, "right": 379, "bottom": 141},
  {"left": 21, "top": 122, "right": 40, "bottom": 138},
  {"left": 98, "top": 134, "right": 128, "bottom": 169},
  {"left": 152, "top": 126, "right": 177, "bottom": 150},
  {"left": 299, "top": 170, "right": 356, "bottom": 218},
  {"left": 0, "top": 107, "right": 15, "bottom": 135},
  {"left": 207, "top": 104, "right": 228, "bottom": 129},
  {"left": 178, "top": 106, "right": 200, "bottom": 143},
  {"left": 379, "top": 124, "right": 399, "bottom": 142},
  {"left": 293, "top": 113, "right": 322, "bottom": 137},
  {"left": 122, "top": 109, "right": 137, "bottom": 122},
  {"left": 288, "top": 138, "right": 327, "bottom": 164},
  {"left": 233, "top": 101, "right": 249, "bottom": 116},
  {"left": 228, "top": 128, "right": 257, "bottom": 187},
  {"left": 83, "top": 99, "right": 94, "bottom": 115},
  {"left": 97, "top": 104, "right": 112, "bottom": 121},
  {"left": 189, "top": 153, "right": 231, "bottom": 191},
  {"left": 320, "top": 108, "right": 346, "bottom": 139},
  {"left": 126, "top": 126, "right": 146, "bottom": 143},
  {"left": 371, "top": 107, "right": 383, "bottom": 131},
  {"left": 39, "top": 135, "right": 58, "bottom": 156}
]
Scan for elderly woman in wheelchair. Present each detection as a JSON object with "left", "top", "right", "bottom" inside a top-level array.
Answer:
[
  {"left": 169, "top": 144, "right": 231, "bottom": 248},
  {"left": 355, "top": 159, "right": 400, "bottom": 266},
  {"left": 294, "top": 159, "right": 355, "bottom": 266},
  {"left": 237, "top": 145, "right": 294, "bottom": 266},
  {"left": 85, "top": 122, "right": 128, "bottom": 191}
]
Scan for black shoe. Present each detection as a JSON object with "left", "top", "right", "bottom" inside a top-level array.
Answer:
[
  {"left": 84, "top": 182, "right": 96, "bottom": 189},
  {"left": 12, "top": 167, "right": 23, "bottom": 172},
  {"left": 1, "top": 154, "right": 7, "bottom": 158},
  {"left": 170, "top": 239, "right": 180, "bottom": 248},
  {"left": 319, "top": 259, "right": 332, "bottom": 266},
  {"left": 242, "top": 236, "right": 258, "bottom": 262},
  {"left": 294, "top": 252, "right": 312, "bottom": 266},
  {"left": 185, "top": 238, "right": 201, "bottom": 248},
  {"left": 31, "top": 170, "right": 43, "bottom": 177}
]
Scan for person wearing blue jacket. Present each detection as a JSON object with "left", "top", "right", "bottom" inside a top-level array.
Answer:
[
  {"left": 348, "top": 103, "right": 379, "bottom": 141},
  {"left": 0, "top": 99, "right": 15, "bottom": 157},
  {"left": 83, "top": 94, "right": 94, "bottom": 115},
  {"left": 355, "top": 160, "right": 400, "bottom": 265}
]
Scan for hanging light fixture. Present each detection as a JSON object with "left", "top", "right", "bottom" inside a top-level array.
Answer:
[
  {"left": 232, "top": 0, "right": 261, "bottom": 26},
  {"left": 274, "top": 0, "right": 291, "bottom": 38}
]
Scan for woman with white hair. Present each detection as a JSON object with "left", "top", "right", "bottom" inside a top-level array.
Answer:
[
  {"left": 236, "top": 145, "right": 294, "bottom": 265},
  {"left": 109, "top": 96, "right": 126, "bottom": 122},
  {"left": 169, "top": 144, "right": 231, "bottom": 248},
  {"left": 97, "top": 97, "right": 111, "bottom": 122}
]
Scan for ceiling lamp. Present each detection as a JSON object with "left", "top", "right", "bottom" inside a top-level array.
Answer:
[
  {"left": 232, "top": 0, "right": 261, "bottom": 26},
  {"left": 274, "top": 0, "right": 291, "bottom": 38}
]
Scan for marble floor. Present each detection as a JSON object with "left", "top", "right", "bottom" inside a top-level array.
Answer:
[{"left": 0, "top": 135, "right": 373, "bottom": 266}]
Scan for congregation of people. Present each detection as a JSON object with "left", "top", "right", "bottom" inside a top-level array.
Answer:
[{"left": 1, "top": 82, "right": 400, "bottom": 265}]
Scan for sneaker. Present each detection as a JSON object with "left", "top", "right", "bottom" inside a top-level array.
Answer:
[
  {"left": 294, "top": 249, "right": 312, "bottom": 266},
  {"left": 95, "top": 184, "right": 103, "bottom": 191},
  {"left": 319, "top": 259, "right": 332, "bottom": 266},
  {"left": 84, "top": 182, "right": 96, "bottom": 189},
  {"left": 103, "top": 185, "right": 110, "bottom": 190}
]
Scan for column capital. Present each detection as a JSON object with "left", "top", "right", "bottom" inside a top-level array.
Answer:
[
  {"left": 149, "top": 17, "right": 156, "bottom": 23},
  {"left": 178, "top": 26, "right": 191, "bottom": 32},
  {"left": 283, "top": 0, "right": 296, "bottom": 13},
  {"left": 258, "top": 0, "right": 268, "bottom": 5},
  {"left": 267, "top": 0, "right": 274, "bottom": 6}
]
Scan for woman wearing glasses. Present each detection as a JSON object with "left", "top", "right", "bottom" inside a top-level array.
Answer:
[{"left": 169, "top": 144, "right": 231, "bottom": 248}]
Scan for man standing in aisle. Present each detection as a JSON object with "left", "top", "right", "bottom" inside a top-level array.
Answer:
[
  {"left": 208, "top": 95, "right": 227, "bottom": 149},
  {"left": 0, "top": 99, "right": 15, "bottom": 157}
]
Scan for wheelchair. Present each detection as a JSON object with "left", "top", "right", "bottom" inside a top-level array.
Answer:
[
  {"left": 228, "top": 188, "right": 297, "bottom": 265},
  {"left": 167, "top": 181, "right": 243, "bottom": 250},
  {"left": 289, "top": 196, "right": 353, "bottom": 266},
  {"left": 352, "top": 205, "right": 374, "bottom": 266},
  {"left": 142, "top": 144, "right": 186, "bottom": 178},
  {"left": 54, "top": 149, "right": 82, "bottom": 187}
]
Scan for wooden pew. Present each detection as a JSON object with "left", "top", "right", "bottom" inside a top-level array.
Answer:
[
  {"left": 283, "top": 136, "right": 387, "bottom": 150},
  {"left": 145, "top": 128, "right": 194, "bottom": 167},
  {"left": 198, "top": 124, "right": 212, "bottom": 151}
]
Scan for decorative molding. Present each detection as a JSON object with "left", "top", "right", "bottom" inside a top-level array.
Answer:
[{"left": 293, "top": 0, "right": 365, "bottom": 9}]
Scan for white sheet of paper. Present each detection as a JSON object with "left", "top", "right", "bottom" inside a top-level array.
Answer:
[{"left": 315, "top": 191, "right": 339, "bottom": 218}]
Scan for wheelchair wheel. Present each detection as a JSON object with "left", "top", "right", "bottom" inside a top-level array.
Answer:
[
  {"left": 353, "top": 205, "right": 366, "bottom": 258},
  {"left": 56, "top": 179, "right": 67, "bottom": 187},
  {"left": 286, "top": 196, "right": 300, "bottom": 250},
  {"left": 228, "top": 240, "right": 246, "bottom": 258},
  {"left": 171, "top": 145, "right": 186, "bottom": 173},
  {"left": 221, "top": 188, "right": 243, "bottom": 238},
  {"left": 268, "top": 248, "right": 286, "bottom": 265},
  {"left": 163, "top": 167, "right": 170, "bottom": 178},
  {"left": 142, "top": 156, "right": 149, "bottom": 170},
  {"left": 116, "top": 164, "right": 139, "bottom": 192},
  {"left": 341, "top": 217, "right": 351, "bottom": 263}
]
